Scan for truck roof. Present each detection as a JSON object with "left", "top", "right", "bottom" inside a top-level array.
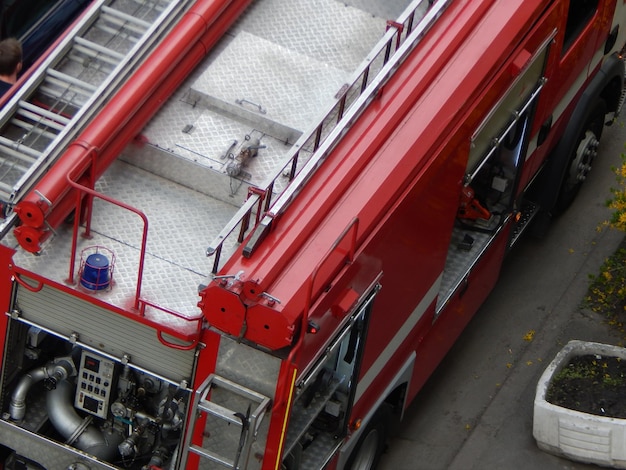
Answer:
[{"left": 3, "top": 0, "right": 547, "bottom": 350}]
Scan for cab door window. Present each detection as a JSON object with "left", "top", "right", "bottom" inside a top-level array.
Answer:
[{"left": 563, "top": 0, "right": 599, "bottom": 52}]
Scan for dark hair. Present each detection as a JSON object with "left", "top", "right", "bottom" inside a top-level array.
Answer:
[{"left": 0, "top": 38, "right": 22, "bottom": 76}]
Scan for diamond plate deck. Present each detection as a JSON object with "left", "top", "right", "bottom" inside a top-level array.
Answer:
[
  {"left": 230, "top": 0, "right": 391, "bottom": 72},
  {"left": 10, "top": 160, "right": 237, "bottom": 324},
  {"left": 191, "top": 31, "right": 350, "bottom": 142},
  {"left": 436, "top": 226, "right": 498, "bottom": 312}
]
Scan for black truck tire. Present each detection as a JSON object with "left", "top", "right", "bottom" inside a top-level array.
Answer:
[
  {"left": 345, "top": 405, "right": 391, "bottom": 470},
  {"left": 553, "top": 98, "right": 607, "bottom": 213}
]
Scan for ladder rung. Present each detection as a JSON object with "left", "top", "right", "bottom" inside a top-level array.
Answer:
[
  {"left": 203, "top": 374, "right": 271, "bottom": 404},
  {"left": 69, "top": 46, "right": 121, "bottom": 68},
  {"left": 17, "top": 102, "right": 71, "bottom": 131},
  {"left": 95, "top": 18, "right": 147, "bottom": 40},
  {"left": 10, "top": 118, "right": 59, "bottom": 141},
  {"left": 197, "top": 400, "right": 245, "bottom": 426},
  {"left": 189, "top": 444, "right": 235, "bottom": 468},
  {"left": 46, "top": 69, "right": 98, "bottom": 95},
  {"left": 0, "top": 161, "right": 31, "bottom": 181},
  {"left": 0, "top": 180, "right": 14, "bottom": 196},
  {"left": 0, "top": 138, "right": 42, "bottom": 163},
  {"left": 63, "top": 51, "right": 116, "bottom": 80},
  {"left": 130, "top": 0, "right": 166, "bottom": 14},
  {"left": 0, "top": 157, "right": 30, "bottom": 176},
  {"left": 37, "top": 86, "right": 88, "bottom": 108},
  {"left": 92, "top": 24, "right": 142, "bottom": 44},
  {"left": 73, "top": 37, "right": 125, "bottom": 65},
  {"left": 16, "top": 108, "right": 67, "bottom": 133},
  {"left": 101, "top": 5, "right": 152, "bottom": 31},
  {"left": 40, "top": 82, "right": 93, "bottom": 100}
]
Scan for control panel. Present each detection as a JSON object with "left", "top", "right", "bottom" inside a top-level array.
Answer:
[{"left": 75, "top": 350, "right": 115, "bottom": 419}]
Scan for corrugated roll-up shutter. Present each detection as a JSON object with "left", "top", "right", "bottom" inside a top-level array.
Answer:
[{"left": 14, "top": 282, "right": 197, "bottom": 383}]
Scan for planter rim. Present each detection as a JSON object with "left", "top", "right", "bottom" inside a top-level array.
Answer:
[
  {"left": 535, "top": 339, "right": 626, "bottom": 421},
  {"left": 533, "top": 340, "right": 626, "bottom": 467}
]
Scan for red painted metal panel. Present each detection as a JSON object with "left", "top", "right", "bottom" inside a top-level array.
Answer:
[{"left": 0, "top": 245, "right": 16, "bottom": 365}]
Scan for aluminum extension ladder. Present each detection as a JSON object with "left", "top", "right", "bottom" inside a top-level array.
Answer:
[{"left": 0, "top": 0, "right": 193, "bottom": 237}]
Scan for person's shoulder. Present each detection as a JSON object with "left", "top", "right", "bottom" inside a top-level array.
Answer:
[{"left": 0, "top": 80, "right": 13, "bottom": 96}]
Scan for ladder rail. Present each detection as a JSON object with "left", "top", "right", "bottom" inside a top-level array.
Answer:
[
  {"left": 264, "top": 0, "right": 451, "bottom": 227},
  {"left": 0, "top": 180, "right": 13, "bottom": 196}
]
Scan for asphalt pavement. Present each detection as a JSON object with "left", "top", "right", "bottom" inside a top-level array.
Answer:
[{"left": 378, "top": 118, "right": 626, "bottom": 470}]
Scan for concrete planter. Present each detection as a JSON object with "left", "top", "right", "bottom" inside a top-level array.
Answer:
[{"left": 533, "top": 340, "right": 626, "bottom": 468}]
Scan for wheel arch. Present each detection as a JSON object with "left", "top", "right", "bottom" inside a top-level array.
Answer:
[
  {"left": 539, "top": 52, "right": 624, "bottom": 214},
  {"left": 383, "top": 381, "right": 408, "bottom": 420},
  {"left": 599, "top": 53, "right": 625, "bottom": 117},
  {"left": 336, "top": 352, "right": 415, "bottom": 469}
]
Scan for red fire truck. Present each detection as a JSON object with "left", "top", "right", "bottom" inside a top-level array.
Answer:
[{"left": 0, "top": 0, "right": 623, "bottom": 468}]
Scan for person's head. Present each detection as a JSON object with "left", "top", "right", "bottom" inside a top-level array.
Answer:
[{"left": 0, "top": 38, "right": 22, "bottom": 81}]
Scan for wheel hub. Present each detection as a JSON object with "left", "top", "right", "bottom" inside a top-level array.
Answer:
[
  {"left": 351, "top": 429, "right": 379, "bottom": 469},
  {"left": 570, "top": 130, "right": 600, "bottom": 183}
]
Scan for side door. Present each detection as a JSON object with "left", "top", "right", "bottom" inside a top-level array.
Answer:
[
  {"left": 282, "top": 285, "right": 379, "bottom": 469},
  {"left": 436, "top": 32, "right": 554, "bottom": 315}
]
